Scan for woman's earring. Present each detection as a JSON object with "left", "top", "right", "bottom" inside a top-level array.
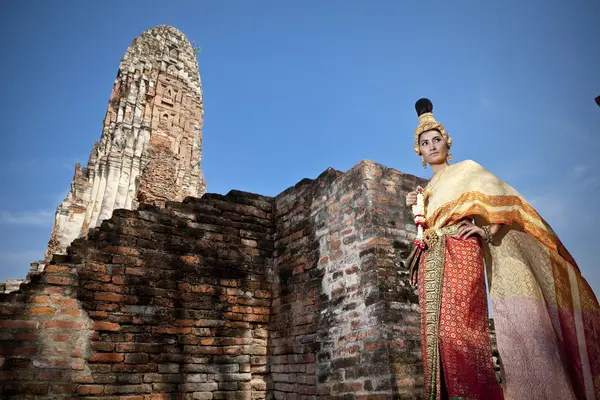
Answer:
[
  {"left": 447, "top": 152, "right": 453, "bottom": 162},
  {"left": 421, "top": 156, "right": 427, "bottom": 169}
]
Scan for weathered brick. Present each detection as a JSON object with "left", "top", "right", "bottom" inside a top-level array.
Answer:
[
  {"left": 46, "top": 275, "right": 73, "bottom": 285},
  {"left": 0, "top": 320, "right": 39, "bottom": 329},
  {"left": 125, "top": 353, "right": 149, "bottom": 364},
  {"left": 78, "top": 385, "right": 105, "bottom": 395},
  {"left": 89, "top": 352, "right": 124, "bottom": 363},
  {"left": 93, "top": 321, "right": 121, "bottom": 331},
  {"left": 55, "top": 298, "right": 79, "bottom": 308},
  {"left": 45, "top": 265, "right": 71, "bottom": 274},
  {"left": 29, "top": 306, "right": 54, "bottom": 315},
  {"left": 179, "top": 382, "right": 219, "bottom": 392},
  {"left": 45, "top": 320, "right": 85, "bottom": 329}
]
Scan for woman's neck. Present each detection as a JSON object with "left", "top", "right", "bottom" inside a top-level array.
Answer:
[{"left": 431, "top": 162, "right": 449, "bottom": 175}]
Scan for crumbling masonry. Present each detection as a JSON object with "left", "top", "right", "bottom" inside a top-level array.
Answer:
[{"left": 1, "top": 159, "right": 430, "bottom": 399}]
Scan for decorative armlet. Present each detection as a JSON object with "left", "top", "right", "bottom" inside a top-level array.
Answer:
[{"left": 482, "top": 225, "right": 493, "bottom": 244}]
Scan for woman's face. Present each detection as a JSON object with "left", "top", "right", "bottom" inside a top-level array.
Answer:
[{"left": 419, "top": 129, "right": 448, "bottom": 165}]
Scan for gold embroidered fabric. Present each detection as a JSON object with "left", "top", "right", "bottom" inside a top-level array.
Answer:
[{"left": 423, "top": 160, "right": 600, "bottom": 399}]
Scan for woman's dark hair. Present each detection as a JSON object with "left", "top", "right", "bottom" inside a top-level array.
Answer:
[{"left": 415, "top": 98, "right": 433, "bottom": 117}]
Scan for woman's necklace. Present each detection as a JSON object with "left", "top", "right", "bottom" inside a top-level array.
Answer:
[{"left": 423, "top": 164, "right": 451, "bottom": 198}]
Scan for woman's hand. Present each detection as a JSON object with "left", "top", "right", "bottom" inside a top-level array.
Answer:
[
  {"left": 456, "top": 219, "right": 485, "bottom": 240},
  {"left": 406, "top": 191, "right": 417, "bottom": 207}
]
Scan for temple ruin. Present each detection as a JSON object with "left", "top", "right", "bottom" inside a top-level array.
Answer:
[
  {"left": 0, "top": 25, "right": 500, "bottom": 399},
  {"left": 45, "top": 25, "right": 206, "bottom": 262}
]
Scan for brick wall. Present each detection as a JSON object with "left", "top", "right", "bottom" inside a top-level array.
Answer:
[
  {"left": 268, "top": 169, "right": 342, "bottom": 399},
  {"left": 269, "top": 161, "right": 427, "bottom": 399},
  {"left": 1, "top": 191, "right": 275, "bottom": 399},
  {"left": 0, "top": 161, "right": 430, "bottom": 399}
]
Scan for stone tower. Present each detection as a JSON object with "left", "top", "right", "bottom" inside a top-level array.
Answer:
[{"left": 45, "top": 25, "right": 206, "bottom": 260}]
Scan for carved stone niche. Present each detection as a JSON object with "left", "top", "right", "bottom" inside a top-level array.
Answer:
[
  {"left": 158, "top": 110, "right": 172, "bottom": 129},
  {"left": 159, "top": 82, "right": 177, "bottom": 107}
]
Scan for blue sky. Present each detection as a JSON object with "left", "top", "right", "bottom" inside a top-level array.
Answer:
[{"left": 0, "top": 0, "right": 599, "bottom": 297}]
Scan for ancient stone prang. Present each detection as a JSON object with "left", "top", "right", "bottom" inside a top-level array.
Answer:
[{"left": 45, "top": 25, "right": 206, "bottom": 261}]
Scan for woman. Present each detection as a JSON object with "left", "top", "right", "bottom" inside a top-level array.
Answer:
[{"left": 405, "top": 98, "right": 599, "bottom": 400}]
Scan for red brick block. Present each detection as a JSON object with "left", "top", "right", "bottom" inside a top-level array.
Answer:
[
  {"left": 92, "top": 342, "right": 116, "bottom": 352},
  {"left": 298, "top": 385, "right": 317, "bottom": 395},
  {"left": 85, "top": 262, "right": 107, "bottom": 273},
  {"left": 252, "top": 307, "right": 270, "bottom": 315},
  {"left": 72, "top": 373, "right": 95, "bottom": 383},
  {"left": 63, "top": 345, "right": 82, "bottom": 358},
  {"left": 125, "top": 267, "right": 145, "bottom": 275},
  {"left": 53, "top": 384, "right": 74, "bottom": 394},
  {"left": 46, "top": 275, "right": 73, "bottom": 285},
  {"left": 17, "top": 383, "right": 50, "bottom": 395},
  {"left": 44, "top": 265, "right": 71, "bottom": 274},
  {"left": 78, "top": 384, "right": 105, "bottom": 395},
  {"left": 71, "top": 358, "right": 86, "bottom": 370},
  {"left": 124, "top": 353, "right": 149, "bottom": 364},
  {"left": 45, "top": 320, "right": 85, "bottom": 330},
  {"left": 179, "top": 255, "right": 201, "bottom": 264},
  {"left": 28, "top": 295, "right": 50, "bottom": 305},
  {"left": 0, "top": 345, "right": 37, "bottom": 356},
  {"left": 152, "top": 327, "right": 192, "bottom": 335},
  {"left": 303, "top": 353, "right": 316, "bottom": 363},
  {"left": 97, "top": 302, "right": 120, "bottom": 311},
  {"left": 55, "top": 298, "right": 79, "bottom": 308},
  {"left": 52, "top": 334, "right": 71, "bottom": 342},
  {"left": 30, "top": 306, "right": 54, "bottom": 315},
  {"left": 84, "top": 282, "right": 124, "bottom": 293},
  {"left": 173, "top": 319, "right": 195, "bottom": 327},
  {"left": 364, "top": 340, "right": 388, "bottom": 352},
  {"left": 0, "top": 320, "right": 39, "bottom": 329},
  {"left": 89, "top": 353, "right": 124, "bottom": 363},
  {"left": 112, "top": 364, "right": 156, "bottom": 373},
  {"left": 58, "top": 309, "right": 82, "bottom": 317},
  {"left": 145, "top": 395, "right": 174, "bottom": 400},
  {"left": 104, "top": 246, "right": 140, "bottom": 256},
  {"left": 191, "top": 284, "right": 215, "bottom": 294},
  {"left": 220, "top": 279, "right": 238, "bottom": 287},
  {"left": 113, "top": 255, "right": 139, "bottom": 264},
  {"left": 33, "top": 359, "right": 71, "bottom": 369},
  {"left": 16, "top": 332, "right": 40, "bottom": 340},
  {"left": 39, "top": 370, "right": 66, "bottom": 381},
  {"left": 80, "top": 271, "right": 112, "bottom": 282},
  {"left": 95, "top": 292, "right": 136, "bottom": 303},
  {"left": 112, "top": 266, "right": 126, "bottom": 274},
  {"left": 255, "top": 290, "right": 271, "bottom": 299},
  {"left": 44, "top": 287, "right": 66, "bottom": 295},
  {"left": 93, "top": 321, "right": 121, "bottom": 331}
]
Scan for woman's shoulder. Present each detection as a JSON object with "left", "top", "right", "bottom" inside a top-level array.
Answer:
[{"left": 453, "top": 159, "right": 484, "bottom": 170}]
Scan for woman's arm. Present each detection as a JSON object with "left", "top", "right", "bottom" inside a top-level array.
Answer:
[{"left": 457, "top": 219, "right": 504, "bottom": 242}]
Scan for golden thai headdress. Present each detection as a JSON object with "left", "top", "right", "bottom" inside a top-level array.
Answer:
[{"left": 413, "top": 98, "right": 452, "bottom": 155}]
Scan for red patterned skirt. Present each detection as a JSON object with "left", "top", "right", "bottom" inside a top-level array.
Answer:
[{"left": 418, "top": 235, "right": 503, "bottom": 400}]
